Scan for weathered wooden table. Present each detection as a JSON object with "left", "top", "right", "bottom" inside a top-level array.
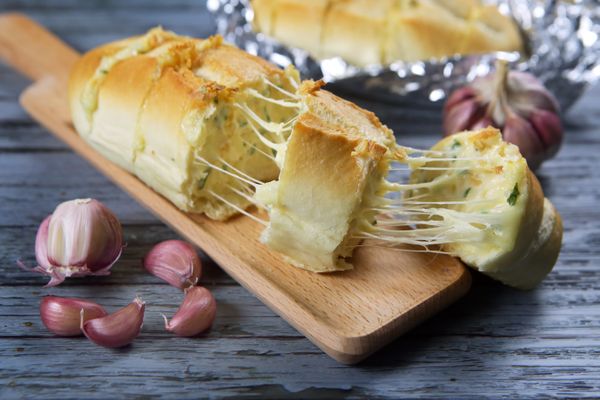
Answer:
[{"left": 1, "top": 1, "right": 599, "bottom": 398}]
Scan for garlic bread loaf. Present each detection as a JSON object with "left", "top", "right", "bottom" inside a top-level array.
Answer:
[
  {"left": 69, "top": 28, "right": 300, "bottom": 220},
  {"left": 250, "top": 0, "right": 523, "bottom": 66}
]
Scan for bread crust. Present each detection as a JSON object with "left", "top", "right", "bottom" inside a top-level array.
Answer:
[
  {"left": 69, "top": 41, "right": 129, "bottom": 138},
  {"left": 271, "top": 0, "right": 330, "bottom": 60},
  {"left": 491, "top": 198, "right": 563, "bottom": 289}
]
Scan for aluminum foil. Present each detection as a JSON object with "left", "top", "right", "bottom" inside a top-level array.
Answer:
[{"left": 207, "top": 0, "right": 600, "bottom": 111}]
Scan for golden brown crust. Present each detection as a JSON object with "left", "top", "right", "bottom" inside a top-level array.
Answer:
[
  {"left": 271, "top": 0, "right": 330, "bottom": 60},
  {"left": 68, "top": 41, "right": 128, "bottom": 137},
  {"left": 194, "top": 42, "right": 286, "bottom": 88},
  {"left": 302, "top": 85, "right": 395, "bottom": 148},
  {"left": 322, "top": 0, "right": 394, "bottom": 66}
]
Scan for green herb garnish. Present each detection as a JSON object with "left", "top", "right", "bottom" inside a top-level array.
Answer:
[
  {"left": 507, "top": 184, "right": 519, "bottom": 206},
  {"left": 463, "top": 187, "right": 472, "bottom": 198},
  {"left": 263, "top": 107, "right": 271, "bottom": 122},
  {"left": 198, "top": 169, "right": 211, "bottom": 189},
  {"left": 451, "top": 139, "right": 461, "bottom": 150}
]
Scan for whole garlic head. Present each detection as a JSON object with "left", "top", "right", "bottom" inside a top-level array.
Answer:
[
  {"left": 443, "top": 61, "right": 563, "bottom": 170},
  {"left": 24, "top": 198, "right": 124, "bottom": 286}
]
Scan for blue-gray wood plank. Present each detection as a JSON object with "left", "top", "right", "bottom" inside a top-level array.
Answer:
[{"left": 1, "top": 1, "right": 599, "bottom": 398}]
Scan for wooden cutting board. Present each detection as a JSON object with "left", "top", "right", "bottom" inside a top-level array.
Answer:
[{"left": 0, "top": 13, "right": 471, "bottom": 364}]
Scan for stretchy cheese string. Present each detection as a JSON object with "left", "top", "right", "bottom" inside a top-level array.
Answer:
[
  {"left": 208, "top": 190, "right": 267, "bottom": 226},
  {"left": 194, "top": 77, "right": 508, "bottom": 257}
]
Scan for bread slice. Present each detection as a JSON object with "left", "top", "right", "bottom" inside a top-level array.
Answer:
[
  {"left": 255, "top": 81, "right": 395, "bottom": 272},
  {"left": 69, "top": 29, "right": 300, "bottom": 220},
  {"left": 405, "top": 129, "right": 549, "bottom": 285}
]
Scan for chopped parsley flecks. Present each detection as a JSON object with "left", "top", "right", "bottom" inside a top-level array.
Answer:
[
  {"left": 507, "top": 184, "right": 520, "bottom": 206},
  {"left": 451, "top": 139, "right": 461, "bottom": 150},
  {"left": 463, "top": 187, "right": 472, "bottom": 198},
  {"left": 198, "top": 169, "right": 211, "bottom": 189}
]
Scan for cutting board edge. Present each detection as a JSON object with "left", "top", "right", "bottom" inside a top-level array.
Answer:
[{"left": 311, "top": 266, "right": 472, "bottom": 364}]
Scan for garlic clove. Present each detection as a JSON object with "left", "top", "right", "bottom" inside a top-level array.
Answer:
[
  {"left": 40, "top": 296, "right": 107, "bottom": 336},
  {"left": 509, "top": 71, "right": 560, "bottom": 113},
  {"left": 471, "top": 116, "right": 494, "bottom": 131},
  {"left": 442, "top": 98, "right": 481, "bottom": 135},
  {"left": 143, "top": 240, "right": 202, "bottom": 290},
  {"left": 503, "top": 115, "right": 545, "bottom": 170},
  {"left": 530, "top": 109, "right": 563, "bottom": 159},
  {"left": 163, "top": 286, "right": 216, "bottom": 337},
  {"left": 443, "top": 86, "right": 476, "bottom": 112},
  {"left": 81, "top": 297, "right": 145, "bottom": 348},
  {"left": 21, "top": 198, "right": 124, "bottom": 287}
]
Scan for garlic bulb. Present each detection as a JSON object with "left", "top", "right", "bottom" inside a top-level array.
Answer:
[
  {"left": 40, "top": 296, "right": 107, "bottom": 336},
  {"left": 22, "top": 198, "right": 123, "bottom": 287},
  {"left": 143, "top": 240, "right": 202, "bottom": 290},
  {"left": 163, "top": 286, "right": 216, "bottom": 337},
  {"left": 443, "top": 61, "right": 563, "bottom": 170},
  {"left": 81, "top": 297, "right": 145, "bottom": 348}
]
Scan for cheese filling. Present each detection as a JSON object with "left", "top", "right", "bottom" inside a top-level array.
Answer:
[
  {"left": 354, "top": 130, "right": 529, "bottom": 266},
  {"left": 189, "top": 74, "right": 302, "bottom": 218}
]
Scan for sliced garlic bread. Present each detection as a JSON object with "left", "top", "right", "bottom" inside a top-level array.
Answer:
[{"left": 250, "top": 0, "right": 523, "bottom": 66}]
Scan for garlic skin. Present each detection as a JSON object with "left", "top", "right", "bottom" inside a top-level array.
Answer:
[
  {"left": 163, "top": 286, "right": 216, "bottom": 337},
  {"left": 40, "top": 296, "right": 107, "bottom": 336},
  {"left": 82, "top": 298, "right": 145, "bottom": 348},
  {"left": 443, "top": 61, "right": 563, "bottom": 170},
  {"left": 143, "top": 240, "right": 201, "bottom": 290},
  {"left": 23, "top": 198, "right": 123, "bottom": 287}
]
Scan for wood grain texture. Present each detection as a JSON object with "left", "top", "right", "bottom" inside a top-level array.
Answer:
[
  {"left": 2, "top": 13, "right": 471, "bottom": 364},
  {"left": 0, "top": 2, "right": 599, "bottom": 398}
]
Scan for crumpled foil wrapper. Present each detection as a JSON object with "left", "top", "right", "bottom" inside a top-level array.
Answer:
[{"left": 207, "top": 0, "right": 599, "bottom": 111}]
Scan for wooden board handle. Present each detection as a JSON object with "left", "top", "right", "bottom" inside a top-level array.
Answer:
[{"left": 0, "top": 13, "right": 78, "bottom": 83}]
